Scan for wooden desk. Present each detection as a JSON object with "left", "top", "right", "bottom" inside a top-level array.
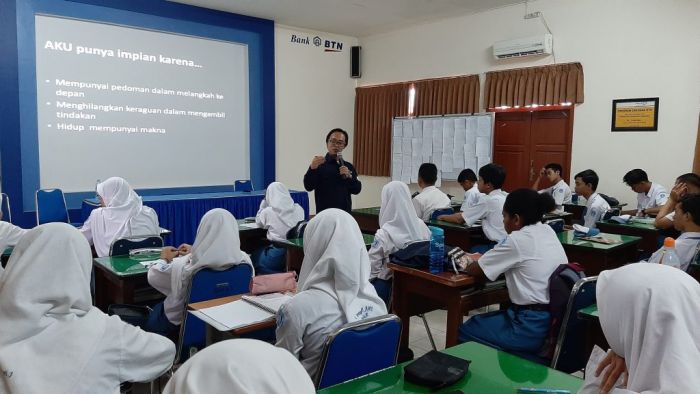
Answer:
[
  {"left": 274, "top": 234, "right": 374, "bottom": 273},
  {"left": 350, "top": 207, "right": 382, "bottom": 233},
  {"left": 317, "top": 341, "right": 583, "bottom": 393},
  {"left": 425, "top": 219, "right": 485, "bottom": 251},
  {"left": 543, "top": 211, "right": 574, "bottom": 225},
  {"left": 557, "top": 230, "right": 641, "bottom": 275},
  {"left": 595, "top": 219, "right": 659, "bottom": 255},
  {"left": 577, "top": 304, "right": 608, "bottom": 353},
  {"left": 389, "top": 263, "right": 509, "bottom": 349},
  {"left": 188, "top": 294, "right": 277, "bottom": 345}
]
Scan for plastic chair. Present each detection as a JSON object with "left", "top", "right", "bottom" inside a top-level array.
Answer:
[
  {"left": 109, "top": 235, "right": 164, "bottom": 256},
  {"left": 36, "top": 188, "right": 71, "bottom": 225},
  {"left": 430, "top": 207, "right": 455, "bottom": 221},
  {"left": 1, "top": 193, "right": 11, "bottom": 223},
  {"left": 550, "top": 276, "right": 598, "bottom": 373},
  {"left": 316, "top": 314, "right": 401, "bottom": 389},
  {"left": 176, "top": 264, "right": 254, "bottom": 364},
  {"left": 234, "top": 180, "right": 254, "bottom": 192}
]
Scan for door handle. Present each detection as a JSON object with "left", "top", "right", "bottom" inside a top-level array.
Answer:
[{"left": 529, "top": 160, "right": 534, "bottom": 181}]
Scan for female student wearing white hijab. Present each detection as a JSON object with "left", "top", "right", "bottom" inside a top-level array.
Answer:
[
  {"left": 146, "top": 208, "right": 253, "bottom": 336},
  {"left": 579, "top": 263, "right": 700, "bottom": 394},
  {"left": 0, "top": 223, "right": 175, "bottom": 394},
  {"left": 369, "top": 181, "right": 431, "bottom": 306},
  {"left": 276, "top": 209, "right": 388, "bottom": 380},
  {"left": 253, "top": 182, "right": 305, "bottom": 274},
  {"left": 163, "top": 339, "right": 315, "bottom": 394},
  {"left": 80, "top": 177, "right": 159, "bottom": 257},
  {"left": 0, "top": 221, "right": 28, "bottom": 277}
]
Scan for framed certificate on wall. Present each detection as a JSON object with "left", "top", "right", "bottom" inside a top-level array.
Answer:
[{"left": 611, "top": 97, "right": 659, "bottom": 132}]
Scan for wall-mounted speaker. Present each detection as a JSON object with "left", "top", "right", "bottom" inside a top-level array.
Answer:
[{"left": 351, "top": 46, "right": 361, "bottom": 78}]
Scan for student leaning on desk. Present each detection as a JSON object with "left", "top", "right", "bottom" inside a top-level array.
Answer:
[
  {"left": 654, "top": 172, "right": 700, "bottom": 230},
  {"left": 621, "top": 168, "right": 668, "bottom": 217}
]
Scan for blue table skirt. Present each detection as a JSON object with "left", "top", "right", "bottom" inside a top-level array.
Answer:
[{"left": 81, "top": 190, "right": 309, "bottom": 246}]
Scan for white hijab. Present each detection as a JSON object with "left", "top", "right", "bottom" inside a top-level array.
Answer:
[
  {"left": 0, "top": 223, "right": 113, "bottom": 393},
  {"left": 91, "top": 177, "right": 149, "bottom": 254},
  {"left": 597, "top": 263, "right": 700, "bottom": 393},
  {"left": 299, "top": 209, "right": 387, "bottom": 322},
  {"left": 379, "top": 181, "right": 431, "bottom": 250},
  {"left": 170, "top": 209, "right": 253, "bottom": 299},
  {"left": 163, "top": 339, "right": 315, "bottom": 394},
  {"left": 265, "top": 182, "right": 303, "bottom": 227}
]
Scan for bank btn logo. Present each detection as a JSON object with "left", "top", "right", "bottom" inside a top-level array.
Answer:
[{"left": 290, "top": 33, "right": 343, "bottom": 53}]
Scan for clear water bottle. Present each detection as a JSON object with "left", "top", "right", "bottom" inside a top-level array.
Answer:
[
  {"left": 95, "top": 179, "right": 101, "bottom": 199},
  {"left": 429, "top": 226, "right": 445, "bottom": 273},
  {"left": 651, "top": 237, "right": 681, "bottom": 269}
]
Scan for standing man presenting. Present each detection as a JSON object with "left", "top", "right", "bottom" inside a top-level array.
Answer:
[{"left": 303, "top": 128, "right": 362, "bottom": 213}]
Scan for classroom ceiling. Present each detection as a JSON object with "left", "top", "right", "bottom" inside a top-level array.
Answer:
[{"left": 170, "top": 0, "right": 526, "bottom": 37}]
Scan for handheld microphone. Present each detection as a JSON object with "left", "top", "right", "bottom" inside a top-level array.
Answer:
[{"left": 337, "top": 153, "right": 349, "bottom": 179}]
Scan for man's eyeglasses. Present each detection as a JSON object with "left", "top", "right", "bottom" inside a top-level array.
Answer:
[{"left": 328, "top": 139, "right": 346, "bottom": 146}]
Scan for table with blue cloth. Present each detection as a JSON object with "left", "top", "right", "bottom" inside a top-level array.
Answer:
[{"left": 81, "top": 190, "right": 310, "bottom": 247}]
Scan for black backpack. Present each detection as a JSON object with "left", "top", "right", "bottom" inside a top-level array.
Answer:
[
  {"left": 285, "top": 220, "right": 308, "bottom": 240},
  {"left": 598, "top": 193, "right": 619, "bottom": 207},
  {"left": 389, "top": 241, "right": 455, "bottom": 270}
]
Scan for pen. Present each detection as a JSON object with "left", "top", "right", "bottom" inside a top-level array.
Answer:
[{"left": 516, "top": 388, "right": 571, "bottom": 394}]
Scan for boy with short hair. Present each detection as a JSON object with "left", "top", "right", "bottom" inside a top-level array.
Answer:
[
  {"left": 457, "top": 168, "right": 483, "bottom": 211},
  {"left": 622, "top": 168, "right": 668, "bottom": 217},
  {"left": 655, "top": 173, "right": 700, "bottom": 230},
  {"left": 647, "top": 194, "right": 700, "bottom": 271},
  {"left": 574, "top": 169, "right": 610, "bottom": 229},
  {"left": 439, "top": 163, "right": 508, "bottom": 252},
  {"left": 412, "top": 163, "right": 451, "bottom": 221},
  {"left": 531, "top": 163, "right": 572, "bottom": 213}
]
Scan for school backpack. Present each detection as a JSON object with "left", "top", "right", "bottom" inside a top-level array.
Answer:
[
  {"left": 598, "top": 193, "right": 619, "bottom": 207},
  {"left": 538, "top": 262, "right": 586, "bottom": 359},
  {"left": 285, "top": 220, "right": 308, "bottom": 240}
]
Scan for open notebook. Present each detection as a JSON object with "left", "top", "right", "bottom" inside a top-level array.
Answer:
[{"left": 189, "top": 293, "right": 293, "bottom": 331}]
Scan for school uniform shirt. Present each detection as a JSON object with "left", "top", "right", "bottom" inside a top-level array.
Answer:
[
  {"left": 636, "top": 182, "right": 668, "bottom": 213},
  {"left": 368, "top": 182, "right": 431, "bottom": 280},
  {"left": 80, "top": 177, "right": 160, "bottom": 257},
  {"left": 412, "top": 185, "right": 451, "bottom": 221},
  {"left": 256, "top": 182, "right": 305, "bottom": 242},
  {"left": 303, "top": 154, "right": 361, "bottom": 213},
  {"left": 585, "top": 264, "right": 700, "bottom": 393},
  {"left": 538, "top": 179, "right": 572, "bottom": 213},
  {"left": 461, "top": 189, "right": 508, "bottom": 242},
  {"left": 163, "top": 339, "right": 315, "bottom": 394},
  {"left": 0, "top": 223, "right": 175, "bottom": 394},
  {"left": 582, "top": 193, "right": 610, "bottom": 229},
  {"left": 647, "top": 231, "right": 700, "bottom": 271},
  {"left": 0, "top": 222, "right": 28, "bottom": 277},
  {"left": 148, "top": 209, "right": 253, "bottom": 325},
  {"left": 460, "top": 183, "right": 484, "bottom": 211},
  {"left": 276, "top": 209, "right": 387, "bottom": 380},
  {"left": 478, "top": 222, "right": 567, "bottom": 305}
]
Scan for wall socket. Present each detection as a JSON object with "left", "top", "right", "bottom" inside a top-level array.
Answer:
[{"left": 524, "top": 11, "right": 542, "bottom": 19}]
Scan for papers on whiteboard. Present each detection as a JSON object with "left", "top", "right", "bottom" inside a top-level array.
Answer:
[{"left": 391, "top": 114, "right": 493, "bottom": 183}]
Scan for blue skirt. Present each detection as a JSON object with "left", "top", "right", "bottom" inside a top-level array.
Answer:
[
  {"left": 458, "top": 306, "right": 550, "bottom": 353},
  {"left": 252, "top": 245, "right": 287, "bottom": 275}
]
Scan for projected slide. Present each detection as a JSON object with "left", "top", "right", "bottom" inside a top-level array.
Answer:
[{"left": 35, "top": 15, "right": 250, "bottom": 192}]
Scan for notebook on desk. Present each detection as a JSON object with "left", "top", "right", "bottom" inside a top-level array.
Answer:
[{"left": 191, "top": 293, "right": 293, "bottom": 331}]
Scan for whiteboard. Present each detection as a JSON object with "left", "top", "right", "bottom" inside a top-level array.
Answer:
[{"left": 391, "top": 114, "right": 494, "bottom": 184}]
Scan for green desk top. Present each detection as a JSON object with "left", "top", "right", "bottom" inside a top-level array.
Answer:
[
  {"left": 597, "top": 219, "right": 657, "bottom": 231},
  {"left": 578, "top": 304, "right": 599, "bottom": 319},
  {"left": 93, "top": 253, "right": 160, "bottom": 277},
  {"left": 279, "top": 234, "right": 375, "bottom": 249},
  {"left": 352, "top": 207, "right": 381, "bottom": 216},
  {"left": 557, "top": 230, "right": 640, "bottom": 250},
  {"left": 2, "top": 247, "right": 12, "bottom": 256},
  {"left": 317, "top": 342, "right": 582, "bottom": 393}
]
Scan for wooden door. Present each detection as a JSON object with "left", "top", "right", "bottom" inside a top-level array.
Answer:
[{"left": 494, "top": 109, "right": 573, "bottom": 191}]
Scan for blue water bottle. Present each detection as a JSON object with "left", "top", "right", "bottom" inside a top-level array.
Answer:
[{"left": 429, "top": 226, "right": 445, "bottom": 273}]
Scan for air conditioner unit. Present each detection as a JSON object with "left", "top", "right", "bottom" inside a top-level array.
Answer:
[{"left": 493, "top": 34, "right": 553, "bottom": 59}]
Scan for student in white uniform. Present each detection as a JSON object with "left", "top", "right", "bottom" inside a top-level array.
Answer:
[
  {"left": 574, "top": 169, "right": 610, "bottom": 229},
  {"left": 412, "top": 163, "right": 451, "bottom": 221},
  {"left": 252, "top": 182, "right": 305, "bottom": 275},
  {"left": 457, "top": 189, "right": 566, "bottom": 352},
  {"left": 80, "top": 177, "right": 160, "bottom": 257},
  {"left": 654, "top": 173, "right": 700, "bottom": 230},
  {"left": 163, "top": 339, "right": 315, "bottom": 394},
  {"left": 531, "top": 163, "right": 572, "bottom": 213},
  {"left": 645, "top": 194, "right": 700, "bottom": 271},
  {"left": 368, "top": 181, "right": 431, "bottom": 306},
  {"left": 276, "top": 209, "right": 387, "bottom": 381},
  {"left": 439, "top": 163, "right": 508, "bottom": 253},
  {"left": 146, "top": 209, "right": 253, "bottom": 336},
  {"left": 0, "top": 223, "right": 175, "bottom": 393},
  {"left": 0, "top": 221, "right": 28, "bottom": 278},
  {"left": 622, "top": 168, "right": 668, "bottom": 217},
  {"left": 579, "top": 263, "right": 700, "bottom": 394},
  {"left": 457, "top": 168, "right": 483, "bottom": 211}
]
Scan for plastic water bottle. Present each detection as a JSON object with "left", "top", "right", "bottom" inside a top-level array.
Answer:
[
  {"left": 652, "top": 237, "right": 681, "bottom": 269},
  {"left": 429, "top": 226, "right": 445, "bottom": 273},
  {"left": 95, "top": 179, "right": 101, "bottom": 199}
]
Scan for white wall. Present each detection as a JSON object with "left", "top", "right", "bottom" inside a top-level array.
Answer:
[
  {"left": 354, "top": 0, "right": 700, "bottom": 208},
  {"left": 274, "top": 26, "right": 358, "bottom": 213}
]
